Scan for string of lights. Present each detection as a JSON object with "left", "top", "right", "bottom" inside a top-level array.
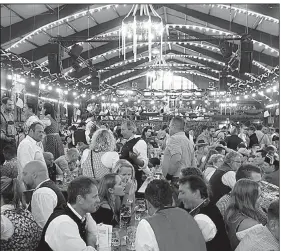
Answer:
[
  {"left": 5, "top": 4, "right": 127, "bottom": 52},
  {"left": 206, "top": 4, "right": 279, "bottom": 24}
]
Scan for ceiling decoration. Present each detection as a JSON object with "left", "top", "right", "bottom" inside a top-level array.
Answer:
[
  {"left": 121, "top": 4, "right": 164, "bottom": 61},
  {"left": 1, "top": 3, "right": 279, "bottom": 103}
]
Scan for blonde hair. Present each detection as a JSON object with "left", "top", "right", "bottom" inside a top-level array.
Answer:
[
  {"left": 225, "top": 179, "right": 260, "bottom": 223},
  {"left": 114, "top": 159, "right": 135, "bottom": 180},
  {"left": 90, "top": 128, "right": 116, "bottom": 152},
  {"left": 224, "top": 151, "right": 242, "bottom": 164}
]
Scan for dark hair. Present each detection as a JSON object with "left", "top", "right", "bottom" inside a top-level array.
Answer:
[
  {"left": 1, "top": 177, "right": 26, "bottom": 210},
  {"left": 79, "top": 121, "right": 86, "bottom": 127},
  {"left": 267, "top": 200, "right": 279, "bottom": 221},
  {"left": 181, "top": 167, "right": 204, "bottom": 180},
  {"left": 208, "top": 126, "right": 215, "bottom": 130},
  {"left": 3, "top": 144, "right": 17, "bottom": 159},
  {"left": 26, "top": 102, "right": 36, "bottom": 114},
  {"left": 201, "top": 125, "right": 208, "bottom": 131},
  {"left": 29, "top": 121, "right": 43, "bottom": 133},
  {"left": 161, "top": 124, "right": 168, "bottom": 130},
  {"left": 276, "top": 129, "right": 279, "bottom": 134},
  {"left": 219, "top": 141, "right": 226, "bottom": 146},
  {"left": 142, "top": 126, "right": 152, "bottom": 140},
  {"left": 249, "top": 125, "right": 256, "bottom": 131},
  {"left": 256, "top": 149, "right": 267, "bottom": 158},
  {"left": 179, "top": 175, "right": 209, "bottom": 199},
  {"left": 237, "top": 142, "right": 247, "bottom": 149},
  {"left": 256, "top": 124, "right": 262, "bottom": 130},
  {"left": 1, "top": 97, "right": 12, "bottom": 105},
  {"left": 43, "top": 102, "right": 55, "bottom": 119},
  {"left": 145, "top": 179, "right": 173, "bottom": 209},
  {"left": 67, "top": 176, "right": 98, "bottom": 204},
  {"left": 236, "top": 164, "right": 261, "bottom": 181}
]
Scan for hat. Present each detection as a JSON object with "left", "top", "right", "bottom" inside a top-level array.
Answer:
[
  {"left": 238, "top": 148, "right": 251, "bottom": 157},
  {"left": 194, "top": 214, "right": 217, "bottom": 242},
  {"left": 196, "top": 139, "right": 208, "bottom": 146}
]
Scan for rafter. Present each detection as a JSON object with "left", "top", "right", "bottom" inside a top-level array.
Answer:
[
  {"left": 3, "top": 4, "right": 25, "bottom": 20},
  {"left": 162, "top": 4, "right": 279, "bottom": 48},
  {"left": 20, "top": 15, "right": 125, "bottom": 61},
  {"left": 1, "top": 4, "right": 91, "bottom": 45},
  {"left": 173, "top": 27, "right": 279, "bottom": 67}
]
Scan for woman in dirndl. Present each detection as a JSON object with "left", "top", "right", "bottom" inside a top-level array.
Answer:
[{"left": 41, "top": 102, "right": 64, "bottom": 159}]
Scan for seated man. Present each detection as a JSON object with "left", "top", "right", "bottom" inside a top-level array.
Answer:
[
  {"left": 22, "top": 160, "right": 66, "bottom": 228},
  {"left": 37, "top": 176, "right": 99, "bottom": 251},
  {"left": 235, "top": 200, "right": 279, "bottom": 251},
  {"left": 135, "top": 179, "right": 206, "bottom": 251},
  {"left": 55, "top": 148, "right": 80, "bottom": 174},
  {"left": 178, "top": 175, "right": 231, "bottom": 251},
  {"left": 209, "top": 151, "right": 242, "bottom": 204},
  {"left": 43, "top": 152, "right": 63, "bottom": 182},
  {"left": 1, "top": 144, "right": 18, "bottom": 178}
]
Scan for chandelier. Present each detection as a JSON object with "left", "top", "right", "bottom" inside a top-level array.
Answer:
[
  {"left": 121, "top": 4, "right": 164, "bottom": 62},
  {"left": 146, "top": 56, "right": 173, "bottom": 89}
]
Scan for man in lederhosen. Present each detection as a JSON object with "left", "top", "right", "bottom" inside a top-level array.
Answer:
[
  {"left": 0, "top": 97, "right": 16, "bottom": 164},
  {"left": 120, "top": 120, "right": 151, "bottom": 191}
]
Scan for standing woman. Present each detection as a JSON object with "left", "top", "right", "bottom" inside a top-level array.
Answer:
[{"left": 41, "top": 103, "right": 64, "bottom": 159}]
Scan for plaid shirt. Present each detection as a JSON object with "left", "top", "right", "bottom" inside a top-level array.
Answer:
[
  {"left": 235, "top": 225, "right": 279, "bottom": 251},
  {"left": 216, "top": 193, "right": 267, "bottom": 225}
]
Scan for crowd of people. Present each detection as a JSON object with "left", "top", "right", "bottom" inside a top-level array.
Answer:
[{"left": 0, "top": 96, "right": 280, "bottom": 251}]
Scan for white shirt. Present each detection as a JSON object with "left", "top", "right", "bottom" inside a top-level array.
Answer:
[
  {"left": 31, "top": 179, "right": 57, "bottom": 228},
  {"left": 127, "top": 135, "right": 150, "bottom": 174},
  {"left": 135, "top": 219, "right": 159, "bottom": 251},
  {"left": 222, "top": 171, "right": 236, "bottom": 189},
  {"left": 45, "top": 203, "right": 97, "bottom": 251},
  {"left": 17, "top": 135, "right": 45, "bottom": 178},
  {"left": 203, "top": 167, "right": 217, "bottom": 181}
]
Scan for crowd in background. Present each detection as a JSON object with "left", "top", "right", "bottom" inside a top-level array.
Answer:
[{"left": 0, "top": 96, "right": 280, "bottom": 251}]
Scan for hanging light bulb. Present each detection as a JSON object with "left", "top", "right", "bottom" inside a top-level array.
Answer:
[
  {"left": 73, "top": 92, "right": 77, "bottom": 96},
  {"left": 31, "top": 81, "right": 35, "bottom": 86},
  {"left": 101, "top": 96, "right": 105, "bottom": 100},
  {"left": 48, "top": 86, "right": 52, "bottom": 91},
  {"left": 64, "top": 90, "right": 68, "bottom": 95},
  {"left": 91, "top": 95, "right": 95, "bottom": 99}
]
